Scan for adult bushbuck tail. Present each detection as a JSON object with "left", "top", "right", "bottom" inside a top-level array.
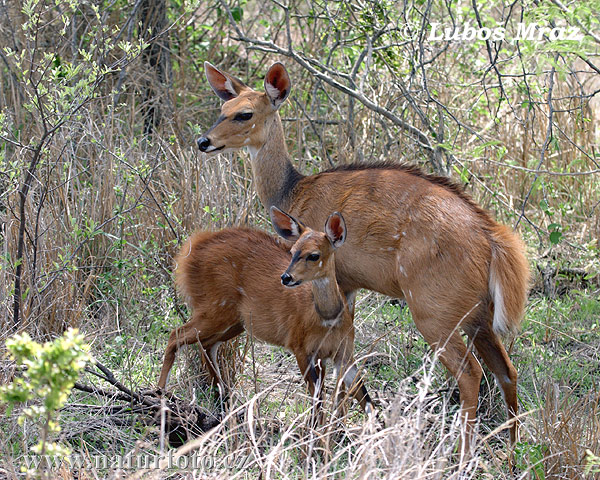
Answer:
[
  {"left": 197, "top": 61, "right": 530, "bottom": 452},
  {"left": 158, "top": 211, "right": 373, "bottom": 420}
]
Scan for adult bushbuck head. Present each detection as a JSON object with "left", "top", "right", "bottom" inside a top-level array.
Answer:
[
  {"left": 158, "top": 212, "right": 373, "bottom": 421},
  {"left": 197, "top": 62, "right": 530, "bottom": 453}
]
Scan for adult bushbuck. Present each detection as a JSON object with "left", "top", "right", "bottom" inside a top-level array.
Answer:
[
  {"left": 197, "top": 61, "right": 530, "bottom": 452},
  {"left": 158, "top": 210, "right": 373, "bottom": 420}
]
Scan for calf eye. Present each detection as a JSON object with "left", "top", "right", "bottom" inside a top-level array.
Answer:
[
  {"left": 306, "top": 253, "right": 320, "bottom": 262},
  {"left": 233, "top": 112, "right": 253, "bottom": 122}
]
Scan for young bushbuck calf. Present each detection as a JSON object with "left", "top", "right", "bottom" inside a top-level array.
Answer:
[
  {"left": 158, "top": 209, "right": 373, "bottom": 419},
  {"left": 197, "top": 61, "right": 530, "bottom": 451}
]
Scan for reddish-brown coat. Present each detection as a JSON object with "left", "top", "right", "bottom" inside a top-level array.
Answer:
[
  {"left": 158, "top": 227, "right": 371, "bottom": 415},
  {"left": 199, "top": 62, "right": 530, "bottom": 453}
]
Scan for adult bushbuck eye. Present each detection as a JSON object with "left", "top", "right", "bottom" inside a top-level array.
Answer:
[
  {"left": 158, "top": 213, "right": 373, "bottom": 421},
  {"left": 198, "top": 61, "right": 530, "bottom": 453}
]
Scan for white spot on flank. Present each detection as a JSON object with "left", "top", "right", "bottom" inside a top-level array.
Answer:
[
  {"left": 402, "top": 231, "right": 406, "bottom": 236},
  {"left": 237, "top": 286, "right": 246, "bottom": 296},
  {"left": 408, "top": 289, "right": 413, "bottom": 299},
  {"left": 392, "top": 234, "right": 400, "bottom": 240},
  {"left": 219, "top": 300, "right": 227, "bottom": 307}
]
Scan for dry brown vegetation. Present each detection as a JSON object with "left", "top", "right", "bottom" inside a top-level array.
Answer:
[{"left": 0, "top": 0, "right": 599, "bottom": 478}]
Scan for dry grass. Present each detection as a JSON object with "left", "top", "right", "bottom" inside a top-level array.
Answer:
[{"left": 3, "top": 291, "right": 600, "bottom": 478}]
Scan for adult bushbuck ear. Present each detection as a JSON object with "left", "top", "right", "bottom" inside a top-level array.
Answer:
[
  {"left": 264, "top": 62, "right": 291, "bottom": 108},
  {"left": 204, "top": 62, "right": 249, "bottom": 101},
  {"left": 197, "top": 63, "right": 530, "bottom": 456},
  {"left": 158, "top": 226, "right": 373, "bottom": 424}
]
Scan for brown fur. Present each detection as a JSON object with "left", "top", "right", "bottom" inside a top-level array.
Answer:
[
  {"left": 158, "top": 227, "right": 372, "bottom": 416},
  {"left": 200, "top": 62, "right": 530, "bottom": 452}
]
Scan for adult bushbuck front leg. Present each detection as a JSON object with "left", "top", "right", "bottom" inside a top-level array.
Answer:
[{"left": 197, "top": 61, "right": 530, "bottom": 453}]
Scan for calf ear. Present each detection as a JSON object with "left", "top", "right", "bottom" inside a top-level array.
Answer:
[
  {"left": 264, "top": 62, "right": 291, "bottom": 109},
  {"left": 325, "top": 212, "right": 346, "bottom": 248},
  {"left": 205, "top": 62, "right": 248, "bottom": 101},
  {"left": 270, "top": 206, "right": 305, "bottom": 242}
]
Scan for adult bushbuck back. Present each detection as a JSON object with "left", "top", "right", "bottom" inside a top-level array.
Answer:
[
  {"left": 158, "top": 211, "right": 373, "bottom": 420},
  {"left": 197, "top": 61, "right": 530, "bottom": 452}
]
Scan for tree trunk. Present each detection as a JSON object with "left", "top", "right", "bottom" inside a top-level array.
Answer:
[{"left": 139, "top": 0, "right": 170, "bottom": 137}]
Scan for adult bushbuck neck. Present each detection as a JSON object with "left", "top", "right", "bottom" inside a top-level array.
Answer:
[
  {"left": 198, "top": 62, "right": 530, "bottom": 453},
  {"left": 158, "top": 212, "right": 373, "bottom": 420}
]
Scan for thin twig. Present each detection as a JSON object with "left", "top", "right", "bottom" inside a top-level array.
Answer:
[{"left": 516, "top": 54, "right": 559, "bottom": 230}]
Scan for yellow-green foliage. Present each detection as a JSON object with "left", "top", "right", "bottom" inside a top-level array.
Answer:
[{"left": 1, "top": 328, "right": 90, "bottom": 457}]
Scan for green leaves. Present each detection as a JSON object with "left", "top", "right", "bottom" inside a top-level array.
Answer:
[
  {"left": 548, "top": 223, "right": 562, "bottom": 245},
  {"left": 230, "top": 6, "right": 243, "bottom": 22},
  {"left": 549, "top": 230, "right": 562, "bottom": 245},
  {"left": 541, "top": 200, "right": 563, "bottom": 245},
  {"left": 585, "top": 449, "right": 600, "bottom": 474},
  {"left": 515, "top": 442, "right": 547, "bottom": 479},
  {"left": 2, "top": 329, "right": 90, "bottom": 411},
  {"left": 452, "top": 164, "right": 470, "bottom": 184},
  {"left": 0, "top": 329, "right": 90, "bottom": 460}
]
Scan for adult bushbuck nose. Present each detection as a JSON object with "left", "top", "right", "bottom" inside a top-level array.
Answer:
[
  {"left": 158, "top": 212, "right": 373, "bottom": 420},
  {"left": 198, "top": 61, "right": 530, "bottom": 452}
]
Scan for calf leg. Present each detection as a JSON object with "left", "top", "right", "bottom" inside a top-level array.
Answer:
[
  {"left": 202, "top": 322, "right": 245, "bottom": 396},
  {"left": 295, "top": 354, "right": 326, "bottom": 427},
  {"left": 158, "top": 313, "right": 238, "bottom": 390},
  {"left": 334, "top": 352, "right": 374, "bottom": 415}
]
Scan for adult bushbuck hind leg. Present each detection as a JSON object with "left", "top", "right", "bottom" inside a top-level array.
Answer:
[
  {"left": 158, "top": 219, "right": 373, "bottom": 422},
  {"left": 197, "top": 61, "right": 530, "bottom": 453}
]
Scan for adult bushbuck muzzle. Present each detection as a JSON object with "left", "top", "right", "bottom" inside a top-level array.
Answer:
[
  {"left": 158, "top": 211, "right": 373, "bottom": 420},
  {"left": 198, "top": 61, "right": 530, "bottom": 452}
]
